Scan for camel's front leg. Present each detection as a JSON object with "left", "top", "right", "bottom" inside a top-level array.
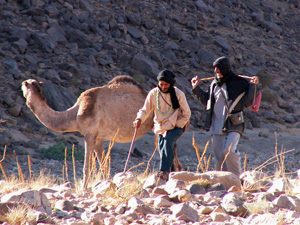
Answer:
[
  {"left": 93, "top": 140, "right": 105, "bottom": 168},
  {"left": 83, "top": 134, "right": 104, "bottom": 189}
]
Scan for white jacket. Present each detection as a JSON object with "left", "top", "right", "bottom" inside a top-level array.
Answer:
[{"left": 137, "top": 87, "right": 191, "bottom": 135}]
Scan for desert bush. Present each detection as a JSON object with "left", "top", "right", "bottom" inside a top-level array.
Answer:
[
  {"left": 256, "top": 70, "right": 272, "bottom": 88},
  {"left": 38, "top": 142, "right": 84, "bottom": 161},
  {"left": 262, "top": 89, "right": 278, "bottom": 103}
]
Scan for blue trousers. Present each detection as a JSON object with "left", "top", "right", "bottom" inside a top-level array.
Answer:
[{"left": 158, "top": 127, "right": 184, "bottom": 172}]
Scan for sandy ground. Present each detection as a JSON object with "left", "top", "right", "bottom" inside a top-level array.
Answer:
[
  {"left": 3, "top": 124, "right": 299, "bottom": 181},
  {"left": 103, "top": 125, "right": 300, "bottom": 177}
]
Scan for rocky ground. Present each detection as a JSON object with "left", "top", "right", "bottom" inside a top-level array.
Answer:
[
  {"left": 0, "top": 169, "right": 300, "bottom": 224},
  {"left": 0, "top": 0, "right": 300, "bottom": 224}
]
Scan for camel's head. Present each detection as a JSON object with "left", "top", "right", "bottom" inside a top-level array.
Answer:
[{"left": 21, "top": 79, "right": 44, "bottom": 99}]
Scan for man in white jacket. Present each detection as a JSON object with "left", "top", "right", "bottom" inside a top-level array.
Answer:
[{"left": 133, "top": 70, "right": 191, "bottom": 181}]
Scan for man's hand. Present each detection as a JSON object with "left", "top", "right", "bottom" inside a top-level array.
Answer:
[
  {"left": 133, "top": 118, "right": 141, "bottom": 129},
  {"left": 191, "top": 76, "right": 200, "bottom": 88},
  {"left": 250, "top": 76, "right": 259, "bottom": 84}
]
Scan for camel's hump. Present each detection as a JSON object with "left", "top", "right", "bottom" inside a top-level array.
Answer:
[
  {"left": 106, "top": 75, "right": 146, "bottom": 93},
  {"left": 108, "top": 75, "right": 142, "bottom": 88},
  {"left": 79, "top": 75, "right": 147, "bottom": 100}
]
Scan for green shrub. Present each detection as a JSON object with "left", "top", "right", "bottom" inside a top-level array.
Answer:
[{"left": 38, "top": 142, "right": 84, "bottom": 161}]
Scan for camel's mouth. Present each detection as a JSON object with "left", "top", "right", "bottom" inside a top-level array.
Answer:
[{"left": 21, "top": 83, "right": 28, "bottom": 98}]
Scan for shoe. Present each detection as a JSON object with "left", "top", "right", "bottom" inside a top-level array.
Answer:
[{"left": 157, "top": 171, "right": 169, "bottom": 181}]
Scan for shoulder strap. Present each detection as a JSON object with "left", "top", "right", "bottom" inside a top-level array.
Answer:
[
  {"left": 159, "top": 90, "right": 172, "bottom": 107},
  {"left": 228, "top": 92, "right": 245, "bottom": 113},
  {"left": 219, "top": 87, "right": 230, "bottom": 113},
  {"left": 220, "top": 88, "right": 245, "bottom": 122},
  {"left": 220, "top": 88, "right": 245, "bottom": 114}
]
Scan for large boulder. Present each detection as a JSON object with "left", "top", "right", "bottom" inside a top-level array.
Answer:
[{"left": 169, "top": 171, "right": 241, "bottom": 190}]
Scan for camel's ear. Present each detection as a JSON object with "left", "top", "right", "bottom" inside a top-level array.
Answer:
[{"left": 32, "top": 80, "right": 43, "bottom": 93}]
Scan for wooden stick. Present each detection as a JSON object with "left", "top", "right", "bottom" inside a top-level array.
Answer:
[
  {"left": 198, "top": 75, "right": 255, "bottom": 81},
  {"left": 123, "top": 127, "right": 138, "bottom": 172},
  {"left": 199, "top": 77, "right": 214, "bottom": 81},
  {"left": 238, "top": 75, "right": 255, "bottom": 79}
]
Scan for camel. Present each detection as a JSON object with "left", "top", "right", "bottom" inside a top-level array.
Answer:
[{"left": 21, "top": 75, "right": 182, "bottom": 188}]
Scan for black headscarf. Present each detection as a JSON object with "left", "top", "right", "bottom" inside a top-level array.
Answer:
[
  {"left": 157, "top": 70, "right": 180, "bottom": 109},
  {"left": 213, "top": 56, "right": 232, "bottom": 86}
]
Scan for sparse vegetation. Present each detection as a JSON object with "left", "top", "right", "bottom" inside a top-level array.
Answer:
[
  {"left": 262, "top": 89, "right": 278, "bottom": 103},
  {"left": 4, "top": 204, "right": 36, "bottom": 225},
  {"left": 37, "top": 142, "right": 85, "bottom": 161},
  {"left": 0, "top": 119, "right": 6, "bottom": 132},
  {"left": 188, "top": 178, "right": 211, "bottom": 188},
  {"left": 0, "top": 131, "right": 298, "bottom": 224},
  {"left": 28, "top": 170, "right": 58, "bottom": 190},
  {"left": 193, "top": 136, "right": 211, "bottom": 173},
  {"left": 256, "top": 70, "right": 272, "bottom": 88},
  {"left": 244, "top": 200, "right": 273, "bottom": 214},
  {"left": 115, "top": 179, "right": 143, "bottom": 200}
]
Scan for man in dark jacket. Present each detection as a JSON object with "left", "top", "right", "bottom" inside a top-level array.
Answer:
[{"left": 191, "top": 56, "right": 258, "bottom": 177}]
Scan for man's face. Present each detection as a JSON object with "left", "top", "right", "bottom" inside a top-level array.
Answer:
[
  {"left": 158, "top": 80, "right": 171, "bottom": 93},
  {"left": 214, "top": 67, "right": 223, "bottom": 79}
]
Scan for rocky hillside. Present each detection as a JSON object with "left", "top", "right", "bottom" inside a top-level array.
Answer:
[
  {"left": 0, "top": 0, "right": 300, "bottom": 224},
  {"left": 0, "top": 0, "right": 300, "bottom": 175}
]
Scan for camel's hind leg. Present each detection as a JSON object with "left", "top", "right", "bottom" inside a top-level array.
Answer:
[
  {"left": 173, "top": 143, "right": 182, "bottom": 171},
  {"left": 154, "top": 134, "right": 183, "bottom": 172},
  {"left": 83, "top": 134, "right": 104, "bottom": 189}
]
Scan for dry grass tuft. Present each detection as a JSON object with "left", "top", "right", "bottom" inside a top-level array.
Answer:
[
  {"left": 101, "top": 187, "right": 125, "bottom": 206},
  {"left": 28, "top": 170, "right": 58, "bottom": 190},
  {"left": 143, "top": 147, "right": 158, "bottom": 177},
  {"left": 4, "top": 204, "right": 36, "bottom": 225},
  {"left": 0, "top": 170, "right": 58, "bottom": 194},
  {"left": 99, "top": 178, "right": 144, "bottom": 207},
  {"left": 242, "top": 132, "right": 297, "bottom": 193},
  {"left": 193, "top": 136, "right": 211, "bottom": 173},
  {"left": 244, "top": 200, "right": 273, "bottom": 214},
  {"left": 188, "top": 178, "right": 211, "bottom": 188},
  {"left": 72, "top": 144, "right": 78, "bottom": 188},
  {"left": 115, "top": 179, "right": 143, "bottom": 199},
  {"left": 220, "top": 144, "right": 232, "bottom": 172},
  {"left": 0, "top": 145, "right": 8, "bottom": 181},
  {"left": 0, "top": 175, "right": 27, "bottom": 194}
]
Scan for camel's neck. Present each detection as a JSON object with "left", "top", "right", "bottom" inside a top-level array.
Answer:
[{"left": 26, "top": 93, "right": 79, "bottom": 132}]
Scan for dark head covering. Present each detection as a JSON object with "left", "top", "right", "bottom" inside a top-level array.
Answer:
[
  {"left": 157, "top": 70, "right": 179, "bottom": 109},
  {"left": 157, "top": 70, "right": 176, "bottom": 85},
  {"left": 213, "top": 56, "right": 231, "bottom": 76},
  {"left": 213, "top": 56, "right": 232, "bottom": 86}
]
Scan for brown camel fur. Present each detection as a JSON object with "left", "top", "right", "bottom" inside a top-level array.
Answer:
[{"left": 21, "top": 75, "right": 182, "bottom": 188}]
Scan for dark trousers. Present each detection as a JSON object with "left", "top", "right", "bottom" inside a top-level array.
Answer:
[{"left": 158, "top": 127, "right": 184, "bottom": 172}]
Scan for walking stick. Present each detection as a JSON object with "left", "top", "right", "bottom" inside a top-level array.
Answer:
[{"left": 123, "top": 127, "right": 138, "bottom": 172}]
